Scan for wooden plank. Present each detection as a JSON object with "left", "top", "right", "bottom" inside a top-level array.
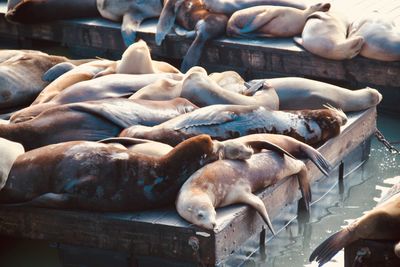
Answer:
[{"left": 0, "top": 108, "right": 376, "bottom": 266}]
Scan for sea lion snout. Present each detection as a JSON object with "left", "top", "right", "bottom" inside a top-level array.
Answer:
[{"left": 213, "top": 140, "right": 254, "bottom": 160}]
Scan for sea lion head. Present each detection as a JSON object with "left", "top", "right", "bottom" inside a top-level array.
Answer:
[
  {"left": 176, "top": 188, "right": 216, "bottom": 230},
  {"left": 117, "top": 40, "right": 154, "bottom": 74},
  {"left": 212, "top": 140, "right": 253, "bottom": 160}
]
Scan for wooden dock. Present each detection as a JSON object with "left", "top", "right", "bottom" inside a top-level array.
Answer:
[
  {"left": 0, "top": 1, "right": 399, "bottom": 112},
  {"left": 0, "top": 107, "right": 377, "bottom": 267}
]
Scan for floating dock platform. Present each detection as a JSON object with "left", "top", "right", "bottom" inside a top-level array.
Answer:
[
  {"left": 0, "top": 0, "right": 399, "bottom": 112},
  {"left": 0, "top": 108, "right": 377, "bottom": 266}
]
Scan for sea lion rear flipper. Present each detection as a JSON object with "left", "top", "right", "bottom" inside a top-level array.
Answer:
[
  {"left": 121, "top": 10, "right": 141, "bottom": 46},
  {"left": 42, "top": 62, "right": 76, "bottom": 82},
  {"left": 299, "top": 146, "right": 332, "bottom": 177},
  {"left": 309, "top": 229, "right": 352, "bottom": 266},
  {"left": 245, "top": 140, "right": 296, "bottom": 160},
  {"left": 297, "top": 167, "right": 311, "bottom": 211},
  {"left": 156, "top": 0, "right": 185, "bottom": 45},
  {"left": 240, "top": 192, "right": 275, "bottom": 235}
]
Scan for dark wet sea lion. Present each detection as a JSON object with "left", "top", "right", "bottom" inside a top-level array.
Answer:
[
  {"left": 156, "top": 0, "right": 228, "bottom": 72},
  {"left": 247, "top": 77, "right": 382, "bottom": 112},
  {"left": 97, "top": 0, "right": 164, "bottom": 45},
  {"left": 310, "top": 180, "right": 400, "bottom": 266},
  {"left": 6, "top": 0, "right": 100, "bottom": 23},
  {"left": 120, "top": 104, "right": 347, "bottom": 147},
  {"left": 0, "top": 135, "right": 276, "bottom": 211},
  {"left": 226, "top": 3, "right": 330, "bottom": 38},
  {"left": 0, "top": 137, "right": 24, "bottom": 190},
  {"left": 294, "top": 11, "right": 364, "bottom": 60},
  {"left": 10, "top": 72, "right": 183, "bottom": 123},
  {"left": 348, "top": 11, "right": 400, "bottom": 61},
  {"left": 0, "top": 50, "right": 90, "bottom": 115},
  {"left": 176, "top": 133, "right": 331, "bottom": 231},
  {"left": 0, "top": 98, "right": 197, "bottom": 150},
  {"left": 203, "top": 0, "right": 308, "bottom": 14}
]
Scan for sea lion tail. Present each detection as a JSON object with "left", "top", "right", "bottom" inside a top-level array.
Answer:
[
  {"left": 156, "top": 0, "right": 184, "bottom": 45},
  {"left": 309, "top": 229, "right": 354, "bottom": 266}
]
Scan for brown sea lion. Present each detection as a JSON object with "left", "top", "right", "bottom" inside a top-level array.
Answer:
[
  {"left": 156, "top": 0, "right": 228, "bottom": 72},
  {"left": 0, "top": 50, "right": 91, "bottom": 116},
  {"left": 0, "top": 135, "right": 280, "bottom": 211},
  {"left": 0, "top": 98, "right": 197, "bottom": 150},
  {"left": 310, "top": 180, "right": 400, "bottom": 266},
  {"left": 6, "top": 0, "right": 100, "bottom": 23},
  {"left": 120, "top": 104, "right": 347, "bottom": 147},
  {"left": 348, "top": 11, "right": 400, "bottom": 61},
  {"left": 0, "top": 137, "right": 24, "bottom": 190},
  {"left": 10, "top": 72, "right": 183, "bottom": 123},
  {"left": 203, "top": 0, "right": 308, "bottom": 14},
  {"left": 247, "top": 77, "right": 382, "bottom": 112},
  {"left": 226, "top": 3, "right": 330, "bottom": 38},
  {"left": 294, "top": 11, "right": 364, "bottom": 60},
  {"left": 32, "top": 40, "right": 179, "bottom": 105},
  {"left": 97, "top": 0, "right": 164, "bottom": 45}
]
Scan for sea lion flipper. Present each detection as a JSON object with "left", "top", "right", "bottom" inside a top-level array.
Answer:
[
  {"left": 297, "top": 167, "right": 311, "bottom": 211},
  {"left": 309, "top": 229, "right": 351, "bottom": 265},
  {"left": 293, "top": 36, "right": 304, "bottom": 47},
  {"left": 156, "top": 0, "right": 185, "bottom": 45},
  {"left": 121, "top": 10, "right": 141, "bottom": 46},
  {"left": 42, "top": 62, "right": 76, "bottom": 82},
  {"left": 241, "top": 192, "right": 275, "bottom": 235},
  {"left": 245, "top": 140, "right": 296, "bottom": 160},
  {"left": 180, "top": 31, "right": 206, "bottom": 72},
  {"left": 299, "top": 146, "right": 331, "bottom": 177}
]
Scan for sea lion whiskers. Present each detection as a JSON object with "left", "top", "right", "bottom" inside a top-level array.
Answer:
[{"left": 323, "top": 103, "right": 347, "bottom": 126}]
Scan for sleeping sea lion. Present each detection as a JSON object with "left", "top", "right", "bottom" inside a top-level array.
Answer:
[
  {"left": 0, "top": 98, "right": 197, "bottom": 150},
  {"left": 0, "top": 50, "right": 91, "bottom": 116},
  {"left": 247, "top": 77, "right": 382, "bottom": 112},
  {"left": 120, "top": 104, "right": 347, "bottom": 147},
  {"left": 6, "top": 0, "right": 100, "bottom": 23},
  {"left": 176, "top": 133, "right": 331, "bottom": 231},
  {"left": 310, "top": 180, "right": 400, "bottom": 266},
  {"left": 10, "top": 72, "right": 183, "bottom": 123},
  {"left": 0, "top": 137, "right": 24, "bottom": 190},
  {"left": 294, "top": 11, "right": 364, "bottom": 60},
  {"left": 0, "top": 135, "right": 279, "bottom": 211},
  {"left": 156, "top": 0, "right": 228, "bottom": 72},
  {"left": 96, "top": 0, "right": 164, "bottom": 45},
  {"left": 226, "top": 3, "right": 330, "bottom": 38},
  {"left": 32, "top": 40, "right": 179, "bottom": 105},
  {"left": 348, "top": 11, "right": 400, "bottom": 61},
  {"left": 202, "top": 0, "right": 308, "bottom": 14}
]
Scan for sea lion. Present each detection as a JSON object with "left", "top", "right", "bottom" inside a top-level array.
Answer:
[
  {"left": 0, "top": 98, "right": 197, "bottom": 150},
  {"left": 208, "top": 70, "right": 246, "bottom": 93},
  {"left": 120, "top": 104, "right": 347, "bottom": 147},
  {"left": 0, "top": 50, "right": 90, "bottom": 116},
  {"left": 294, "top": 11, "right": 364, "bottom": 60},
  {"left": 6, "top": 0, "right": 100, "bottom": 23},
  {"left": 176, "top": 133, "right": 331, "bottom": 231},
  {"left": 131, "top": 69, "right": 279, "bottom": 109},
  {"left": 247, "top": 77, "right": 382, "bottom": 112},
  {"left": 310, "top": 180, "right": 400, "bottom": 266},
  {"left": 202, "top": 0, "right": 308, "bottom": 14},
  {"left": 348, "top": 11, "right": 400, "bottom": 61},
  {"left": 156, "top": 0, "right": 229, "bottom": 72},
  {"left": 32, "top": 40, "right": 179, "bottom": 105},
  {"left": 226, "top": 3, "right": 331, "bottom": 38},
  {"left": 0, "top": 137, "right": 24, "bottom": 190},
  {"left": 10, "top": 72, "right": 183, "bottom": 123},
  {"left": 96, "top": 0, "right": 164, "bottom": 46},
  {"left": 0, "top": 135, "right": 280, "bottom": 211}
]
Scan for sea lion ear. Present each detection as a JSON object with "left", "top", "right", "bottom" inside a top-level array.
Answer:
[
  {"left": 155, "top": 0, "right": 185, "bottom": 45},
  {"left": 321, "top": 3, "right": 331, "bottom": 12},
  {"left": 42, "top": 62, "right": 76, "bottom": 82}
]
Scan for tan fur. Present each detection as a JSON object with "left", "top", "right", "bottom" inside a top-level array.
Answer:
[
  {"left": 227, "top": 3, "right": 330, "bottom": 37},
  {"left": 0, "top": 138, "right": 24, "bottom": 190}
]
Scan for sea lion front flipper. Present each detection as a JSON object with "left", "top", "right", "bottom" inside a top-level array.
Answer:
[
  {"left": 92, "top": 63, "right": 117, "bottom": 78},
  {"left": 174, "top": 26, "right": 196, "bottom": 38},
  {"left": 309, "top": 229, "right": 353, "bottom": 266},
  {"left": 245, "top": 140, "right": 296, "bottom": 160},
  {"left": 297, "top": 166, "right": 311, "bottom": 211},
  {"left": 42, "top": 62, "right": 77, "bottom": 82},
  {"left": 156, "top": 0, "right": 185, "bottom": 45},
  {"left": 121, "top": 9, "right": 141, "bottom": 46},
  {"left": 240, "top": 192, "right": 275, "bottom": 235},
  {"left": 98, "top": 137, "right": 150, "bottom": 146}
]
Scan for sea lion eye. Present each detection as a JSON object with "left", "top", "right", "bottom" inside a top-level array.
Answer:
[{"left": 197, "top": 212, "right": 205, "bottom": 219}]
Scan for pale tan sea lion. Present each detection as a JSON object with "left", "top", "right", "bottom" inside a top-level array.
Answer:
[
  {"left": 6, "top": 0, "right": 100, "bottom": 23},
  {"left": 202, "top": 0, "right": 308, "bottom": 14},
  {"left": 209, "top": 70, "right": 246, "bottom": 93},
  {"left": 310, "top": 180, "right": 400, "bottom": 266},
  {"left": 348, "top": 11, "right": 400, "bottom": 61},
  {"left": 0, "top": 135, "right": 278, "bottom": 211},
  {"left": 0, "top": 137, "right": 24, "bottom": 190},
  {"left": 294, "top": 11, "right": 364, "bottom": 60},
  {"left": 227, "top": 3, "right": 330, "bottom": 38},
  {"left": 97, "top": 0, "right": 164, "bottom": 45},
  {"left": 247, "top": 77, "right": 382, "bottom": 112}
]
